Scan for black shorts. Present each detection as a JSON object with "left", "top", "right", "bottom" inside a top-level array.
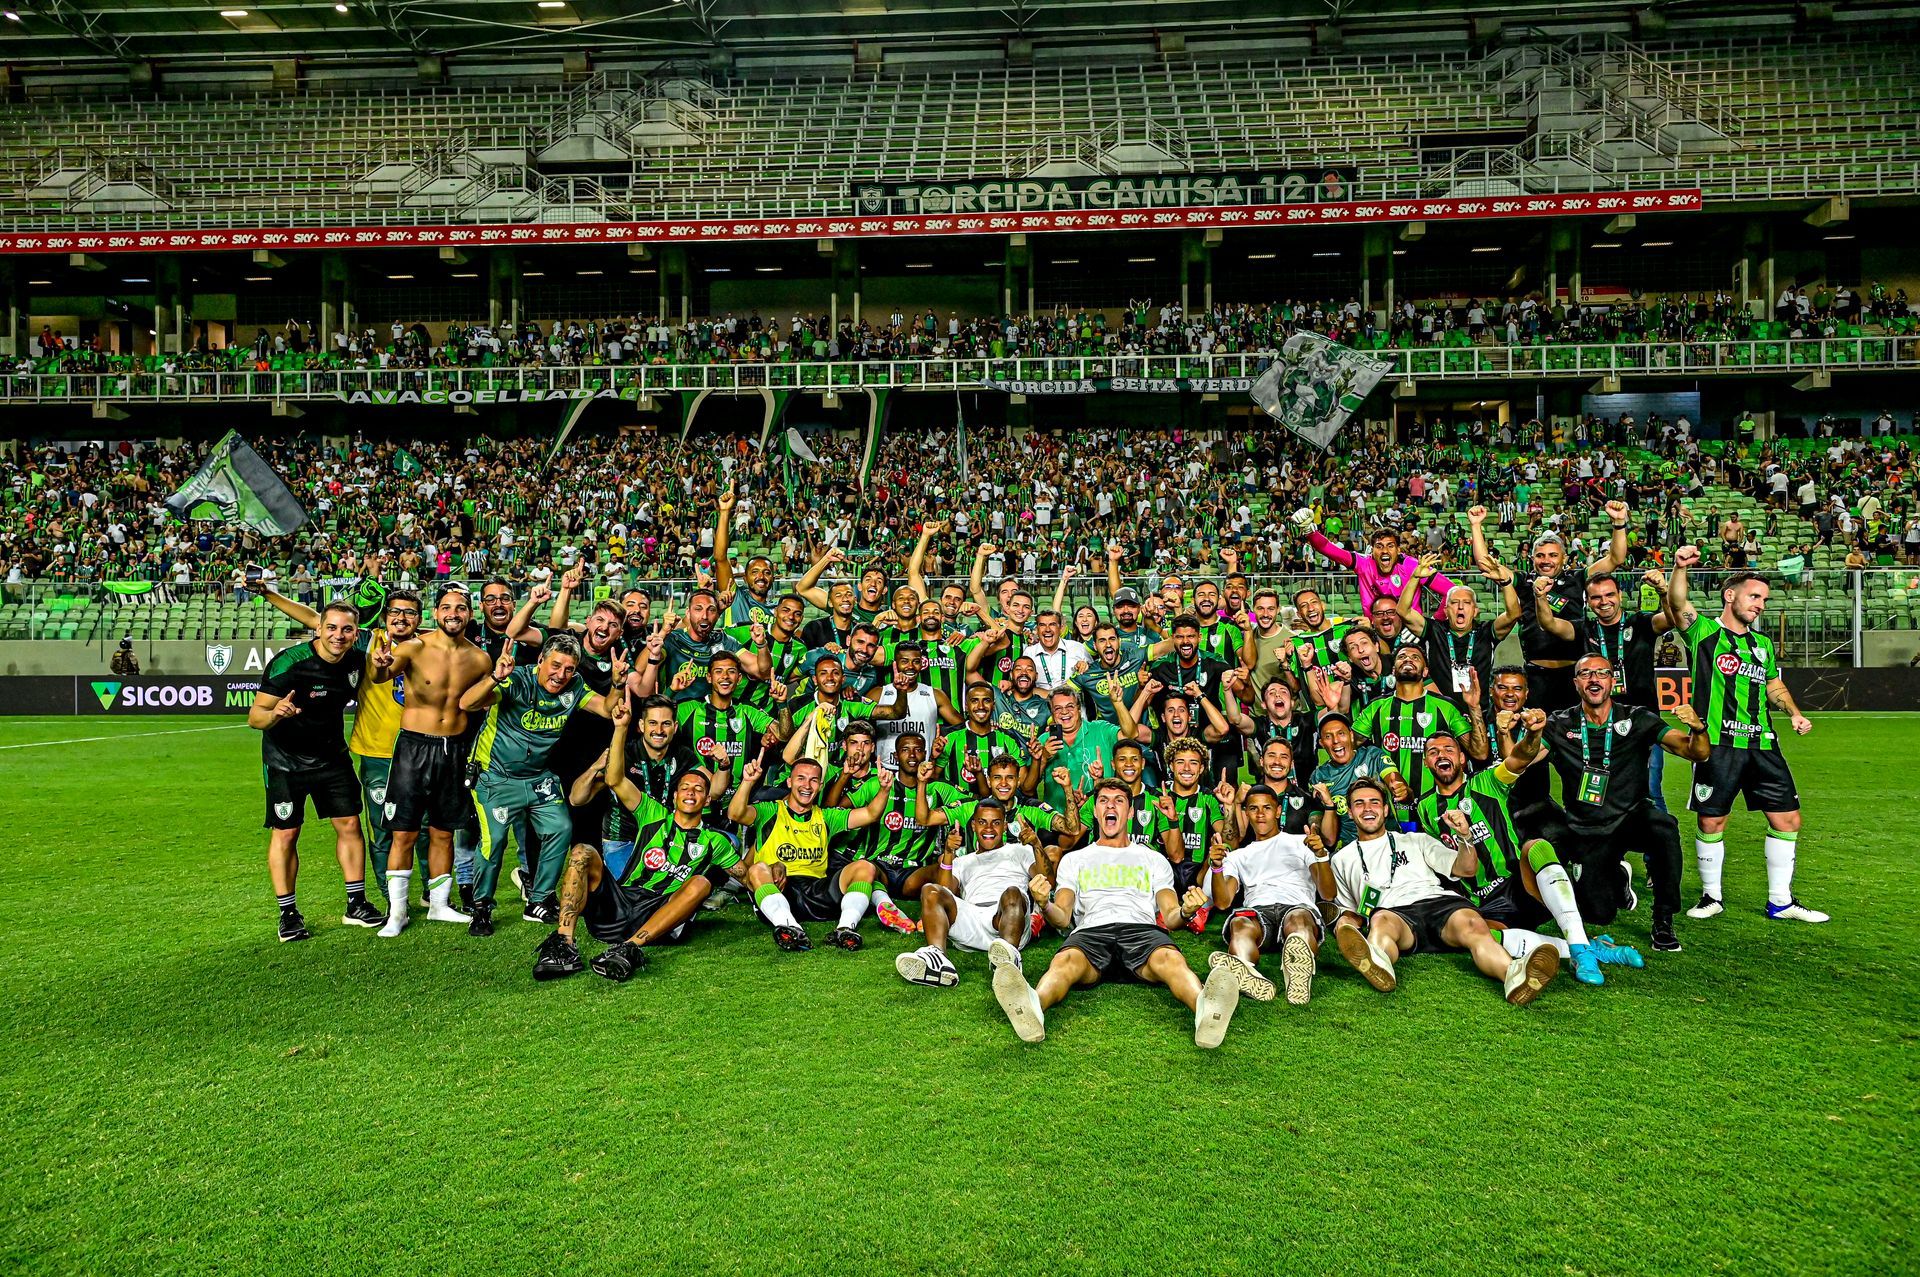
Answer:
[
  {"left": 1537, "top": 806, "right": 1683, "bottom": 924},
  {"left": 1222, "top": 903, "right": 1319, "bottom": 948},
  {"left": 1689, "top": 744, "right": 1799, "bottom": 817},
  {"left": 583, "top": 870, "right": 710, "bottom": 945},
  {"left": 1470, "top": 877, "right": 1550, "bottom": 930},
  {"left": 386, "top": 730, "right": 472, "bottom": 833},
  {"left": 264, "top": 757, "right": 362, "bottom": 829},
  {"left": 1372, "top": 894, "right": 1475, "bottom": 954},
  {"left": 777, "top": 860, "right": 849, "bottom": 923},
  {"left": 569, "top": 791, "right": 609, "bottom": 853},
  {"left": 1060, "top": 922, "right": 1180, "bottom": 980},
  {"left": 872, "top": 855, "right": 932, "bottom": 899}
]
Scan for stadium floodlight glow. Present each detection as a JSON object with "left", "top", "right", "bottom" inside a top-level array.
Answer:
[
  {"left": 450, "top": 271, "right": 479, "bottom": 278},
  {"left": 1392, "top": 249, "right": 1406, "bottom": 256},
  {"left": 1126, "top": 256, "right": 1155, "bottom": 263},
  {"left": 523, "top": 271, "right": 545, "bottom": 277},
  {"left": 243, "top": 275, "right": 272, "bottom": 281},
  {"left": 982, "top": 259, "right": 1002, "bottom": 266},
  {"left": 219, "top": 9, "right": 248, "bottom": 16},
  {"left": 1823, "top": 234, "right": 1855, "bottom": 241},
  {"left": 1246, "top": 253, "right": 1276, "bottom": 260},
  {"left": 1052, "top": 258, "right": 1079, "bottom": 265},
  {"left": 1469, "top": 246, "right": 1500, "bottom": 253},
  {"left": 1589, "top": 242, "right": 1623, "bottom": 249},
  {"left": 28, "top": 279, "right": 53, "bottom": 285},
  {"left": 536, "top": 1, "right": 567, "bottom": 7},
  {"left": 1641, "top": 241, "right": 1674, "bottom": 247},
  {"left": 754, "top": 266, "right": 781, "bottom": 272},
  {"left": 334, "top": 2, "right": 348, "bottom": 9},
  {"left": 122, "top": 277, "right": 151, "bottom": 283},
  {"left": 387, "top": 274, "right": 414, "bottom": 280},
  {"left": 630, "top": 268, "right": 655, "bottom": 274},
  {"left": 576, "top": 269, "right": 603, "bottom": 276},
  {"left": 3, "top": 10, "right": 19, "bottom": 19},
  {"left": 1312, "top": 251, "right": 1340, "bottom": 258},
  {"left": 904, "top": 262, "right": 932, "bottom": 268}
]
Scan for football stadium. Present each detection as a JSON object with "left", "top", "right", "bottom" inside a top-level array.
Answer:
[{"left": 1, "top": 0, "right": 1916, "bottom": 1271}]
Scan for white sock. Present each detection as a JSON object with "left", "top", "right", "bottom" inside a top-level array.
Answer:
[
  {"left": 1532, "top": 863, "right": 1590, "bottom": 946},
  {"left": 837, "top": 887, "right": 872, "bottom": 931},
  {"left": 427, "top": 874, "right": 452, "bottom": 907},
  {"left": 756, "top": 890, "right": 800, "bottom": 931},
  {"left": 385, "top": 871, "right": 413, "bottom": 917},
  {"left": 1695, "top": 834, "right": 1725, "bottom": 899},
  {"left": 1764, "top": 832, "right": 1798, "bottom": 906},
  {"left": 1498, "top": 928, "right": 1570, "bottom": 961},
  {"left": 870, "top": 886, "right": 895, "bottom": 914}
]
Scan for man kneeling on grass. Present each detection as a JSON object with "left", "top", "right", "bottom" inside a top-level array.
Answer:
[
  {"left": 533, "top": 697, "right": 744, "bottom": 982},
  {"left": 897, "top": 799, "right": 1047, "bottom": 989},
  {"left": 989, "top": 779, "right": 1246, "bottom": 1049},
  {"left": 1329, "top": 778, "right": 1561, "bottom": 1007}
]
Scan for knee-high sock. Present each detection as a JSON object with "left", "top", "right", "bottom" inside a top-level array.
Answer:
[
  {"left": 837, "top": 879, "right": 874, "bottom": 931},
  {"left": 754, "top": 883, "right": 800, "bottom": 931},
  {"left": 385, "top": 869, "right": 413, "bottom": 921},
  {"left": 1526, "top": 841, "right": 1589, "bottom": 946},
  {"left": 1696, "top": 829, "right": 1726, "bottom": 899},
  {"left": 1764, "top": 829, "right": 1798, "bottom": 906},
  {"left": 1495, "top": 927, "right": 1570, "bottom": 961}
]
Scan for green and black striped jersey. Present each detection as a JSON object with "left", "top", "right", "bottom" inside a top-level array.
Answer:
[
  {"left": 614, "top": 793, "right": 742, "bottom": 895},
  {"left": 1413, "top": 765, "right": 1523, "bottom": 896},
  {"left": 1197, "top": 619, "right": 1245, "bottom": 667},
  {"left": 674, "top": 697, "right": 776, "bottom": 785},
  {"left": 726, "top": 625, "right": 808, "bottom": 712},
  {"left": 939, "top": 726, "right": 1027, "bottom": 791},
  {"left": 1289, "top": 621, "right": 1354, "bottom": 675},
  {"left": 847, "top": 777, "right": 965, "bottom": 866},
  {"left": 949, "top": 796, "right": 1068, "bottom": 849},
  {"left": 1148, "top": 790, "right": 1228, "bottom": 864},
  {"left": 917, "top": 638, "right": 968, "bottom": 709},
  {"left": 1351, "top": 692, "right": 1471, "bottom": 798},
  {"left": 1683, "top": 614, "right": 1779, "bottom": 749}
]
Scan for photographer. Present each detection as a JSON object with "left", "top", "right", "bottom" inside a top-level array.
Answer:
[{"left": 110, "top": 636, "right": 141, "bottom": 678}]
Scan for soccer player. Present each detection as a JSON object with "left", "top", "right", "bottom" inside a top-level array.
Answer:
[
  {"left": 713, "top": 485, "right": 778, "bottom": 630},
  {"left": 1351, "top": 645, "right": 1487, "bottom": 800},
  {"left": 457, "top": 633, "right": 622, "bottom": 937},
  {"left": 836, "top": 733, "right": 959, "bottom": 933},
  {"left": 249, "top": 600, "right": 369, "bottom": 942},
  {"left": 917, "top": 752, "right": 1084, "bottom": 872},
  {"left": 533, "top": 698, "right": 745, "bottom": 982},
  {"left": 896, "top": 800, "right": 1046, "bottom": 988},
  {"left": 782, "top": 652, "right": 906, "bottom": 771},
  {"left": 729, "top": 755, "right": 893, "bottom": 951},
  {"left": 938, "top": 682, "right": 1035, "bottom": 794},
  {"left": 368, "top": 585, "right": 494, "bottom": 936},
  {"left": 1209, "top": 785, "right": 1336, "bottom": 1005},
  {"left": 1148, "top": 738, "right": 1239, "bottom": 902},
  {"left": 1071, "top": 622, "right": 1147, "bottom": 728},
  {"left": 989, "top": 779, "right": 1245, "bottom": 1048},
  {"left": 1284, "top": 587, "right": 1350, "bottom": 681},
  {"left": 256, "top": 580, "right": 422, "bottom": 920},
  {"left": 672, "top": 650, "right": 781, "bottom": 797},
  {"left": 568, "top": 693, "right": 705, "bottom": 879},
  {"left": 659, "top": 587, "right": 755, "bottom": 700},
  {"left": 1236, "top": 739, "right": 1315, "bottom": 835},
  {"left": 1534, "top": 654, "right": 1713, "bottom": 953},
  {"left": 1667, "top": 559, "right": 1826, "bottom": 923},
  {"left": 1417, "top": 723, "right": 1643, "bottom": 986},
  {"left": 1300, "top": 516, "right": 1455, "bottom": 615},
  {"left": 1328, "top": 779, "right": 1561, "bottom": 1006},
  {"left": 870, "top": 640, "right": 961, "bottom": 771},
  {"left": 733, "top": 595, "right": 810, "bottom": 715},
  {"left": 1308, "top": 714, "right": 1399, "bottom": 847}
]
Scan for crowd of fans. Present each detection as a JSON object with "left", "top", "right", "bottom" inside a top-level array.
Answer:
[
  {"left": 3, "top": 415, "right": 1915, "bottom": 595},
  {"left": 16, "top": 285, "right": 1920, "bottom": 377}
]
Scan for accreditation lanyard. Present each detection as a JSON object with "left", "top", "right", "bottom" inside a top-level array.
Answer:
[
  {"left": 1592, "top": 619, "right": 1627, "bottom": 693},
  {"left": 1577, "top": 713, "right": 1614, "bottom": 806},
  {"left": 1354, "top": 833, "right": 1400, "bottom": 917},
  {"left": 1445, "top": 628, "right": 1476, "bottom": 694}
]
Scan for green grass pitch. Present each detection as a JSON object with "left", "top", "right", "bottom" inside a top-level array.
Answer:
[{"left": 0, "top": 713, "right": 1911, "bottom": 1276}]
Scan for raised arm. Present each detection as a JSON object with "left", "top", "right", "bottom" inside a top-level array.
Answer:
[
  {"left": 712, "top": 485, "right": 738, "bottom": 602},
  {"left": 726, "top": 759, "right": 764, "bottom": 825},
  {"left": 1488, "top": 560, "right": 1523, "bottom": 640},
  {"left": 461, "top": 649, "right": 515, "bottom": 712},
  {"left": 1304, "top": 527, "right": 1357, "bottom": 570},
  {"left": 1397, "top": 554, "right": 1437, "bottom": 635},
  {"left": 907, "top": 517, "right": 944, "bottom": 604},
  {"left": 793, "top": 547, "right": 844, "bottom": 611},
  {"left": 1661, "top": 703, "right": 1713, "bottom": 762},
  {"left": 1589, "top": 499, "right": 1631, "bottom": 574},
  {"left": 969, "top": 542, "right": 995, "bottom": 615},
  {"left": 844, "top": 769, "right": 896, "bottom": 830},
  {"left": 1666, "top": 547, "right": 1701, "bottom": 630},
  {"left": 255, "top": 582, "right": 322, "bottom": 631},
  {"left": 1105, "top": 542, "right": 1126, "bottom": 600},
  {"left": 507, "top": 581, "right": 553, "bottom": 645},
  {"left": 549, "top": 562, "right": 585, "bottom": 631},
  {"left": 1467, "top": 504, "right": 1493, "bottom": 573}
]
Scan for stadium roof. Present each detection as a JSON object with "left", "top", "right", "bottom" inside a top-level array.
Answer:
[{"left": 4, "top": 0, "right": 1915, "bottom": 74}]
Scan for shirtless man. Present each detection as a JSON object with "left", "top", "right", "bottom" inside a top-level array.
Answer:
[{"left": 369, "top": 584, "right": 497, "bottom": 935}]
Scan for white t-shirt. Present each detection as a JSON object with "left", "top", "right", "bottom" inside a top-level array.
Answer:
[
  {"left": 1022, "top": 638, "right": 1088, "bottom": 692},
  {"left": 1330, "top": 831, "right": 1458, "bottom": 916},
  {"left": 1056, "top": 842, "right": 1174, "bottom": 930},
  {"left": 1221, "top": 833, "right": 1321, "bottom": 912},
  {"left": 951, "top": 842, "right": 1036, "bottom": 905}
]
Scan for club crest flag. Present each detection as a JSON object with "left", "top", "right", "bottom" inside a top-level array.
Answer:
[
  {"left": 1249, "top": 332, "right": 1390, "bottom": 451},
  {"left": 164, "top": 430, "right": 309, "bottom": 536}
]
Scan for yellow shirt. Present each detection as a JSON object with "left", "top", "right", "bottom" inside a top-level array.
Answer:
[{"left": 348, "top": 627, "right": 406, "bottom": 759}]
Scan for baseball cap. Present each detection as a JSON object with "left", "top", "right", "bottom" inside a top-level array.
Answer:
[{"left": 1113, "top": 587, "right": 1142, "bottom": 605}]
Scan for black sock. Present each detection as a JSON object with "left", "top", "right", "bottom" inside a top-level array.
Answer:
[
  {"left": 344, "top": 879, "right": 366, "bottom": 904},
  {"left": 276, "top": 892, "right": 298, "bottom": 914}
]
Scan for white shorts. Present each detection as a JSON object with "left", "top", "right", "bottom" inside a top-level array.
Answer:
[{"left": 947, "top": 897, "right": 1031, "bottom": 953}]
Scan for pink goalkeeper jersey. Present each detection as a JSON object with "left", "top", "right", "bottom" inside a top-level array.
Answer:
[{"left": 1306, "top": 531, "right": 1456, "bottom": 615}]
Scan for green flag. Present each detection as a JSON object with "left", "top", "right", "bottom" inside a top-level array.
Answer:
[
  {"left": 393, "top": 448, "right": 424, "bottom": 477},
  {"left": 164, "top": 430, "right": 308, "bottom": 536}
]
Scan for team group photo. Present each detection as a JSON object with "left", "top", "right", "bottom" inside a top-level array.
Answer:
[{"left": 2, "top": 1, "right": 1914, "bottom": 1273}]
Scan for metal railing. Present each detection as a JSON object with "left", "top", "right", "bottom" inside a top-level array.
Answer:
[
  {"left": 7, "top": 339, "right": 1918, "bottom": 404},
  {"left": 5, "top": 570, "right": 1914, "bottom": 667}
]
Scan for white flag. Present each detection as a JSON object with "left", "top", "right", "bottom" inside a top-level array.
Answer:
[
  {"left": 785, "top": 427, "right": 820, "bottom": 465},
  {"left": 1250, "top": 332, "right": 1390, "bottom": 451}
]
